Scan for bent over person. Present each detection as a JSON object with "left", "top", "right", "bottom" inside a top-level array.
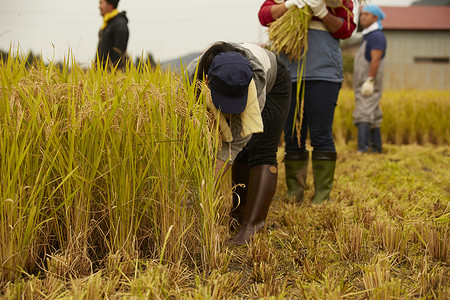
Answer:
[
  {"left": 97, "top": 0, "right": 129, "bottom": 69},
  {"left": 353, "top": 5, "right": 386, "bottom": 153},
  {"left": 186, "top": 42, "right": 291, "bottom": 246},
  {"left": 259, "top": 0, "right": 356, "bottom": 204}
]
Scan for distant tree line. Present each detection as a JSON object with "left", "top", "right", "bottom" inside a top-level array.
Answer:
[
  {"left": 0, "top": 49, "right": 157, "bottom": 71},
  {"left": 0, "top": 49, "right": 42, "bottom": 67}
]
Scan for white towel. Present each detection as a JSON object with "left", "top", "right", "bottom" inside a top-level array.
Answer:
[
  {"left": 240, "top": 79, "right": 264, "bottom": 138},
  {"left": 205, "top": 79, "right": 263, "bottom": 142}
]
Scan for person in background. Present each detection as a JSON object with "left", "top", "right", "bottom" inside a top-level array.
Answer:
[
  {"left": 97, "top": 0, "right": 129, "bottom": 69},
  {"left": 186, "top": 42, "right": 291, "bottom": 246},
  {"left": 353, "top": 4, "right": 386, "bottom": 153},
  {"left": 259, "top": 0, "right": 356, "bottom": 205}
]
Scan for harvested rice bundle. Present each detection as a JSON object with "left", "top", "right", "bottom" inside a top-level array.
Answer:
[
  {"left": 268, "top": 6, "right": 313, "bottom": 61},
  {"left": 267, "top": 0, "right": 364, "bottom": 61}
]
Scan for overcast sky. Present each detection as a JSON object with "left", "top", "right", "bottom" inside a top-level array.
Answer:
[{"left": 0, "top": 0, "right": 414, "bottom": 66}]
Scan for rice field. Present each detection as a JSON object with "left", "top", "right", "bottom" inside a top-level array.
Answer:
[
  {"left": 334, "top": 89, "right": 450, "bottom": 146},
  {"left": 0, "top": 56, "right": 449, "bottom": 299}
]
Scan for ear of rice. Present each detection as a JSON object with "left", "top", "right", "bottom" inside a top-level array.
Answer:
[
  {"left": 267, "top": 6, "right": 312, "bottom": 62},
  {"left": 267, "top": 0, "right": 366, "bottom": 62}
]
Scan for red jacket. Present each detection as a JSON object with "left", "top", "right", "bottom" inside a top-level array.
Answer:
[{"left": 258, "top": 0, "right": 356, "bottom": 40}]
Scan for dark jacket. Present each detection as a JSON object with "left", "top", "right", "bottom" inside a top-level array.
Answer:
[{"left": 97, "top": 11, "right": 129, "bottom": 69}]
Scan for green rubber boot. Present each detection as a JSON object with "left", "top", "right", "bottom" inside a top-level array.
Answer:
[
  {"left": 284, "top": 151, "right": 309, "bottom": 202},
  {"left": 311, "top": 151, "right": 337, "bottom": 205}
]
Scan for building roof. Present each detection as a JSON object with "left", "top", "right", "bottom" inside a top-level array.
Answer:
[{"left": 379, "top": 6, "right": 450, "bottom": 30}]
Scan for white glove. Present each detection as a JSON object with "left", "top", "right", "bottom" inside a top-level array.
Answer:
[
  {"left": 303, "top": 0, "right": 328, "bottom": 19},
  {"left": 361, "top": 77, "right": 375, "bottom": 97},
  {"left": 285, "top": 0, "right": 306, "bottom": 9}
]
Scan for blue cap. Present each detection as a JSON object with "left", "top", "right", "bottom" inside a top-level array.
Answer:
[
  {"left": 207, "top": 51, "right": 253, "bottom": 114},
  {"left": 362, "top": 4, "right": 386, "bottom": 29}
]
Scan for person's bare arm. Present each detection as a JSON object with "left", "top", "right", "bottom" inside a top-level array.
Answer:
[
  {"left": 270, "top": 3, "right": 289, "bottom": 20},
  {"left": 369, "top": 49, "right": 383, "bottom": 78},
  {"left": 320, "top": 12, "right": 344, "bottom": 33}
]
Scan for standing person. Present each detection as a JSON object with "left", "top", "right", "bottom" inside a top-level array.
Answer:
[
  {"left": 186, "top": 42, "right": 291, "bottom": 246},
  {"left": 353, "top": 5, "right": 386, "bottom": 153},
  {"left": 259, "top": 0, "right": 356, "bottom": 205},
  {"left": 97, "top": 0, "right": 129, "bottom": 69}
]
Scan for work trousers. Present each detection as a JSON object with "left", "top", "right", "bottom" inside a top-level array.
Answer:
[
  {"left": 284, "top": 80, "right": 341, "bottom": 153},
  {"left": 235, "top": 57, "right": 291, "bottom": 167}
]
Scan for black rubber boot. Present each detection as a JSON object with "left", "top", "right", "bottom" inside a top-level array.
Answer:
[
  {"left": 230, "top": 161, "right": 250, "bottom": 231},
  {"left": 311, "top": 151, "right": 336, "bottom": 205},
  {"left": 230, "top": 165, "right": 278, "bottom": 246},
  {"left": 284, "top": 151, "right": 309, "bottom": 202}
]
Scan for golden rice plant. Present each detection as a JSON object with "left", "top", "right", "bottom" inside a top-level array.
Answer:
[
  {"left": 334, "top": 89, "right": 450, "bottom": 146},
  {"left": 2, "top": 49, "right": 449, "bottom": 299},
  {"left": 0, "top": 51, "right": 226, "bottom": 283}
]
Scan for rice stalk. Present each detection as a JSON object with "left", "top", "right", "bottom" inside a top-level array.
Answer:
[
  {"left": 308, "top": 269, "right": 356, "bottom": 300},
  {"left": 413, "top": 221, "right": 449, "bottom": 262},
  {"left": 252, "top": 279, "right": 288, "bottom": 299},
  {"left": 0, "top": 50, "right": 224, "bottom": 284},
  {"left": 0, "top": 275, "right": 43, "bottom": 300},
  {"left": 361, "top": 254, "right": 403, "bottom": 299},
  {"left": 334, "top": 222, "right": 365, "bottom": 261},
  {"left": 268, "top": 6, "right": 312, "bottom": 61},
  {"left": 414, "top": 259, "right": 449, "bottom": 298},
  {"left": 370, "top": 220, "right": 409, "bottom": 259}
]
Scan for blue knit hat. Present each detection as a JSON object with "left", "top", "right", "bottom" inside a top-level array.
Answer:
[{"left": 362, "top": 4, "right": 386, "bottom": 29}]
